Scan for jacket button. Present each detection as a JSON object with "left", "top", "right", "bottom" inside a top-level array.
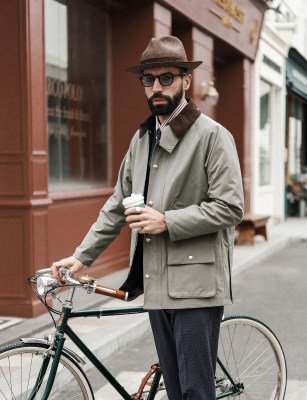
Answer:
[
  {"left": 145, "top": 274, "right": 150, "bottom": 279},
  {"left": 152, "top": 164, "right": 158, "bottom": 169},
  {"left": 146, "top": 237, "right": 151, "bottom": 243},
  {"left": 188, "top": 256, "right": 193, "bottom": 261},
  {"left": 167, "top": 146, "right": 171, "bottom": 151},
  {"left": 148, "top": 201, "right": 153, "bottom": 206}
]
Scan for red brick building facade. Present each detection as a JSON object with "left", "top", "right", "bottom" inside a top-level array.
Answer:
[{"left": 0, "top": 0, "right": 268, "bottom": 317}]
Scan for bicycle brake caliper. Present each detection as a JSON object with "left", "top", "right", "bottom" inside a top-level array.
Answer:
[{"left": 41, "top": 333, "right": 56, "bottom": 359}]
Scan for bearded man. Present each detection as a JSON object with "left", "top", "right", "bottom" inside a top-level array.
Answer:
[{"left": 52, "top": 36, "right": 244, "bottom": 400}]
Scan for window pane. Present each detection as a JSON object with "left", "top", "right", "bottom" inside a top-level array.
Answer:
[
  {"left": 259, "top": 80, "right": 271, "bottom": 186},
  {"left": 297, "top": 102, "right": 303, "bottom": 119},
  {"left": 45, "top": 0, "right": 109, "bottom": 191},
  {"left": 290, "top": 97, "right": 296, "bottom": 116}
]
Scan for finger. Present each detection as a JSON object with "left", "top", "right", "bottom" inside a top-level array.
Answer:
[
  {"left": 50, "top": 266, "right": 60, "bottom": 279},
  {"left": 53, "top": 259, "right": 71, "bottom": 268},
  {"left": 129, "top": 221, "right": 145, "bottom": 230},
  {"left": 51, "top": 259, "right": 70, "bottom": 278},
  {"left": 126, "top": 214, "right": 145, "bottom": 223},
  {"left": 124, "top": 206, "right": 144, "bottom": 215},
  {"left": 137, "top": 226, "right": 147, "bottom": 234}
]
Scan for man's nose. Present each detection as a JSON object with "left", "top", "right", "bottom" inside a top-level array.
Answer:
[{"left": 152, "top": 77, "right": 163, "bottom": 92}]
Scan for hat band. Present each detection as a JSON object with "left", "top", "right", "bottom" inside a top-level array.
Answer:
[{"left": 141, "top": 56, "right": 187, "bottom": 64}]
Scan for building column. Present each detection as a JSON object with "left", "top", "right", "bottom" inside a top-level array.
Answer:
[
  {"left": 0, "top": 0, "right": 49, "bottom": 317},
  {"left": 191, "top": 28, "right": 214, "bottom": 118}
]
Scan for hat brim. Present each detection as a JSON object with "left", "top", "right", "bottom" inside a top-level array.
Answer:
[{"left": 126, "top": 60, "right": 203, "bottom": 74}]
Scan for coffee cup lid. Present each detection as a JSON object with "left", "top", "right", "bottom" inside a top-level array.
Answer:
[{"left": 122, "top": 193, "right": 144, "bottom": 207}]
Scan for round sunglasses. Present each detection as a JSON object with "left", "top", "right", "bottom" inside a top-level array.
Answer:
[{"left": 138, "top": 72, "right": 187, "bottom": 87}]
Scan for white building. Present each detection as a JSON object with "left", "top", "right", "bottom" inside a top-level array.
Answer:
[{"left": 252, "top": 0, "right": 307, "bottom": 221}]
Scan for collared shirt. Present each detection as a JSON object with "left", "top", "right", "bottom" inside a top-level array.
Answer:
[{"left": 155, "top": 98, "right": 188, "bottom": 135}]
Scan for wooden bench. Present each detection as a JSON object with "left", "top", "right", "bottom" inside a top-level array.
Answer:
[{"left": 236, "top": 214, "right": 270, "bottom": 245}]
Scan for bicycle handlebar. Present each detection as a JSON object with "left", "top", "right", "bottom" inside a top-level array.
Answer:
[{"left": 34, "top": 268, "right": 129, "bottom": 301}]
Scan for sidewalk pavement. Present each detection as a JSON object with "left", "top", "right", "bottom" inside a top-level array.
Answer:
[{"left": 0, "top": 217, "right": 306, "bottom": 365}]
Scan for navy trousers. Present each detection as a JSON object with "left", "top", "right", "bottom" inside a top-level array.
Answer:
[{"left": 148, "top": 307, "right": 223, "bottom": 400}]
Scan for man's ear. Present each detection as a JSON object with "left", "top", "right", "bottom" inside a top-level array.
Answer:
[{"left": 183, "top": 74, "right": 192, "bottom": 91}]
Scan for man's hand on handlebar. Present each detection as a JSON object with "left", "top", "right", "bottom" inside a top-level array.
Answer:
[{"left": 51, "top": 256, "right": 85, "bottom": 280}]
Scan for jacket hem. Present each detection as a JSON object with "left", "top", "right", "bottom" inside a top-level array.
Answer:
[{"left": 143, "top": 298, "right": 232, "bottom": 310}]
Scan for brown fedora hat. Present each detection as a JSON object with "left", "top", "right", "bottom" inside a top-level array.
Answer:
[{"left": 126, "top": 36, "right": 202, "bottom": 74}]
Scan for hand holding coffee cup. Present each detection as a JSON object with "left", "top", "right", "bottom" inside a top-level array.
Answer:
[
  {"left": 123, "top": 194, "right": 145, "bottom": 231},
  {"left": 123, "top": 194, "right": 167, "bottom": 234}
]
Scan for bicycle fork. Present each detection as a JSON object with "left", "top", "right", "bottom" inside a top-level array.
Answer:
[
  {"left": 28, "top": 334, "right": 66, "bottom": 400},
  {"left": 29, "top": 301, "right": 72, "bottom": 399}
]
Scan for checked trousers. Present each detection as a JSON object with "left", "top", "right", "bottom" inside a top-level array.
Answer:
[{"left": 148, "top": 306, "right": 223, "bottom": 400}]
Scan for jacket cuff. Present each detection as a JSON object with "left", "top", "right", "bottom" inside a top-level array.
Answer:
[
  {"left": 72, "top": 250, "right": 92, "bottom": 268},
  {"left": 164, "top": 209, "right": 183, "bottom": 241}
]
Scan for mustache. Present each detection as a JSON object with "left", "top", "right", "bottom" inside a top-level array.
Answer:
[{"left": 148, "top": 93, "right": 171, "bottom": 103}]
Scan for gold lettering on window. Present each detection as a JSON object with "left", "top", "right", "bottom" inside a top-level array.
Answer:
[
  {"left": 47, "top": 106, "right": 90, "bottom": 123},
  {"left": 47, "top": 77, "right": 90, "bottom": 133},
  {"left": 213, "top": 0, "right": 245, "bottom": 24},
  {"left": 47, "top": 78, "right": 83, "bottom": 102}
]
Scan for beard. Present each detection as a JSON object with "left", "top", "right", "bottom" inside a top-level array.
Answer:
[{"left": 147, "top": 84, "right": 184, "bottom": 116}]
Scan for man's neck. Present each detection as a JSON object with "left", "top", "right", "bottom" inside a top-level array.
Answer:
[{"left": 157, "top": 115, "right": 167, "bottom": 124}]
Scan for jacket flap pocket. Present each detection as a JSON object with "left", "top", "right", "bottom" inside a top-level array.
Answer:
[
  {"left": 168, "top": 263, "right": 216, "bottom": 298},
  {"left": 167, "top": 234, "right": 215, "bottom": 265}
]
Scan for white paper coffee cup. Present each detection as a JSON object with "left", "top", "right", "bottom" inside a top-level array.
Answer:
[{"left": 122, "top": 193, "right": 145, "bottom": 209}]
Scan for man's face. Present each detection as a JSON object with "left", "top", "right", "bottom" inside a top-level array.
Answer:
[{"left": 142, "top": 67, "right": 191, "bottom": 117}]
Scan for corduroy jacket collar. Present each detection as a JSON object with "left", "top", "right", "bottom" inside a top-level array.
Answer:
[{"left": 139, "top": 98, "right": 201, "bottom": 139}]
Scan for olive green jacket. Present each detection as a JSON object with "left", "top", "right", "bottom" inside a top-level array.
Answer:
[{"left": 73, "top": 99, "right": 244, "bottom": 309}]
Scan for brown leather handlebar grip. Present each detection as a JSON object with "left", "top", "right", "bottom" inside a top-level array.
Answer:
[{"left": 94, "top": 285, "right": 127, "bottom": 301}]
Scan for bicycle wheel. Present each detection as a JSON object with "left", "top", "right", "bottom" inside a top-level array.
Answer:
[
  {"left": 0, "top": 341, "right": 94, "bottom": 399},
  {"left": 216, "top": 315, "right": 287, "bottom": 400}
]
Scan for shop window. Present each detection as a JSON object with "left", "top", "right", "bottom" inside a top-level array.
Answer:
[
  {"left": 288, "top": 97, "right": 306, "bottom": 178},
  {"left": 45, "top": 0, "right": 109, "bottom": 191},
  {"left": 259, "top": 80, "right": 272, "bottom": 186},
  {"left": 286, "top": 97, "right": 306, "bottom": 217}
]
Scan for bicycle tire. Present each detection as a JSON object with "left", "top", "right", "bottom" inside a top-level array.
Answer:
[
  {"left": 0, "top": 341, "right": 94, "bottom": 399},
  {"left": 216, "top": 315, "right": 287, "bottom": 400}
]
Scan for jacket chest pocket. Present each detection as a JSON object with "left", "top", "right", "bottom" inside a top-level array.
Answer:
[{"left": 167, "top": 235, "right": 216, "bottom": 299}]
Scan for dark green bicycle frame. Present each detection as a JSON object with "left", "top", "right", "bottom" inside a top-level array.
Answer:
[{"left": 35, "top": 305, "right": 239, "bottom": 399}]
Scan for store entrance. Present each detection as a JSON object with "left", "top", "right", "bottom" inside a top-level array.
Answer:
[{"left": 286, "top": 95, "right": 307, "bottom": 217}]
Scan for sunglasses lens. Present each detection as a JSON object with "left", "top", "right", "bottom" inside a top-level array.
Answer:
[
  {"left": 141, "top": 75, "right": 155, "bottom": 87},
  {"left": 140, "top": 73, "right": 177, "bottom": 87},
  {"left": 159, "top": 74, "right": 173, "bottom": 86}
]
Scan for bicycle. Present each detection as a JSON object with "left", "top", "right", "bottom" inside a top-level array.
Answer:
[{"left": 0, "top": 267, "right": 287, "bottom": 399}]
